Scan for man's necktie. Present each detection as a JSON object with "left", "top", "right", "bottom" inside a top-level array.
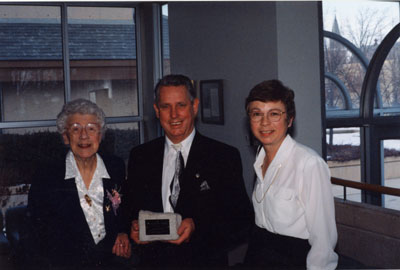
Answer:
[{"left": 169, "top": 144, "right": 184, "bottom": 210}]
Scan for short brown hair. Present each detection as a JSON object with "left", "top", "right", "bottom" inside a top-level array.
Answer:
[{"left": 245, "top": 79, "right": 296, "bottom": 121}]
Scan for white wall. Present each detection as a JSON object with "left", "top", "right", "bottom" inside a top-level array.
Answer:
[{"left": 168, "top": 1, "right": 323, "bottom": 195}]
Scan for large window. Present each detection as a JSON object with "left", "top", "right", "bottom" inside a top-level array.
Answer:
[
  {"left": 0, "top": 3, "right": 142, "bottom": 215},
  {"left": 323, "top": 1, "right": 400, "bottom": 208},
  {"left": 0, "top": 5, "right": 64, "bottom": 122},
  {"left": 161, "top": 4, "right": 170, "bottom": 76}
]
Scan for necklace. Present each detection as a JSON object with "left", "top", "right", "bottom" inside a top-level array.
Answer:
[{"left": 254, "top": 164, "right": 282, "bottom": 203}]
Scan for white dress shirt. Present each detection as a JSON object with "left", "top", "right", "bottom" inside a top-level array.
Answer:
[
  {"left": 65, "top": 151, "right": 110, "bottom": 244},
  {"left": 253, "top": 135, "right": 338, "bottom": 270},
  {"left": 162, "top": 129, "right": 195, "bottom": 213}
]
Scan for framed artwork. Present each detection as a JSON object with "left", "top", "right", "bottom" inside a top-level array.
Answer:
[{"left": 200, "top": 80, "right": 224, "bottom": 125}]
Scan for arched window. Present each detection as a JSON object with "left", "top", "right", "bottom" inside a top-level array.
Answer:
[{"left": 323, "top": 1, "right": 400, "bottom": 209}]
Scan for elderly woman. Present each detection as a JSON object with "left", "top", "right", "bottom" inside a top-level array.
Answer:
[
  {"left": 244, "top": 80, "right": 338, "bottom": 269},
  {"left": 28, "top": 99, "right": 131, "bottom": 268}
]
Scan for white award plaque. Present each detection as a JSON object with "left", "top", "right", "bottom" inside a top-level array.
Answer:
[{"left": 138, "top": 210, "right": 182, "bottom": 241}]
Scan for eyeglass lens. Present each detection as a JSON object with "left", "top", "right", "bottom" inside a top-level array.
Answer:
[
  {"left": 250, "top": 109, "right": 284, "bottom": 122},
  {"left": 69, "top": 123, "right": 99, "bottom": 135}
]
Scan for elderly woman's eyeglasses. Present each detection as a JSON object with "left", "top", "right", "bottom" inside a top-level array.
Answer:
[
  {"left": 68, "top": 123, "right": 100, "bottom": 135},
  {"left": 248, "top": 109, "right": 286, "bottom": 122}
]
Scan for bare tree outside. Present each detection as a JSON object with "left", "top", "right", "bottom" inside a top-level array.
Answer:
[
  {"left": 380, "top": 41, "right": 400, "bottom": 108},
  {"left": 324, "top": 34, "right": 365, "bottom": 110},
  {"left": 344, "top": 7, "right": 390, "bottom": 59},
  {"left": 323, "top": 1, "right": 400, "bottom": 114}
]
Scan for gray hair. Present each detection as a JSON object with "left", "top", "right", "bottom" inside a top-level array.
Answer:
[
  {"left": 56, "top": 98, "right": 106, "bottom": 135},
  {"left": 154, "top": 74, "right": 196, "bottom": 105}
]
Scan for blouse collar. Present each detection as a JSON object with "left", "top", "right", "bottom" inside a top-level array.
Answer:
[{"left": 64, "top": 151, "right": 110, "bottom": 180}]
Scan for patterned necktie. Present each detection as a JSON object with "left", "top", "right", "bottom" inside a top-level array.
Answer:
[{"left": 169, "top": 143, "right": 184, "bottom": 210}]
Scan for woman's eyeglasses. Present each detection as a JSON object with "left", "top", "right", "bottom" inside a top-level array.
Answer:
[
  {"left": 68, "top": 123, "right": 100, "bottom": 135},
  {"left": 248, "top": 109, "right": 286, "bottom": 122}
]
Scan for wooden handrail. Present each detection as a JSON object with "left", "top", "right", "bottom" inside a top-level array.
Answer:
[{"left": 331, "top": 177, "right": 400, "bottom": 197}]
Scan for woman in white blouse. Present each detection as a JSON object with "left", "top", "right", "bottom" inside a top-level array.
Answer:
[{"left": 244, "top": 80, "right": 338, "bottom": 269}]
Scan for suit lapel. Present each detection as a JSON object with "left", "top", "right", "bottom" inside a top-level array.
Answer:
[
  {"left": 153, "top": 138, "right": 165, "bottom": 211},
  {"left": 155, "top": 137, "right": 165, "bottom": 180},
  {"left": 141, "top": 136, "right": 168, "bottom": 212},
  {"left": 61, "top": 177, "right": 94, "bottom": 244},
  {"left": 103, "top": 178, "right": 114, "bottom": 231},
  {"left": 176, "top": 133, "right": 205, "bottom": 210},
  {"left": 62, "top": 178, "right": 83, "bottom": 214},
  {"left": 185, "top": 132, "right": 205, "bottom": 175}
]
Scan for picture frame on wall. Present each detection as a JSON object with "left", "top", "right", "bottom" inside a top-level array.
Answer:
[{"left": 200, "top": 80, "right": 224, "bottom": 125}]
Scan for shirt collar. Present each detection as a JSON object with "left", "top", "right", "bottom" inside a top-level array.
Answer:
[
  {"left": 64, "top": 151, "right": 110, "bottom": 180},
  {"left": 275, "top": 134, "right": 296, "bottom": 163},
  {"left": 165, "top": 128, "right": 196, "bottom": 155},
  {"left": 254, "top": 134, "right": 295, "bottom": 169}
]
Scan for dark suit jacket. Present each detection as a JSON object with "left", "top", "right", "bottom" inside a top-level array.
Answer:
[
  {"left": 28, "top": 153, "right": 126, "bottom": 268},
  {"left": 120, "top": 132, "right": 253, "bottom": 267}
]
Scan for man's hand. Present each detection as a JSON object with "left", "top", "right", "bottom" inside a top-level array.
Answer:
[
  {"left": 168, "top": 218, "right": 195, "bottom": 245},
  {"left": 112, "top": 233, "right": 131, "bottom": 258},
  {"left": 130, "top": 220, "right": 150, "bottom": 244}
]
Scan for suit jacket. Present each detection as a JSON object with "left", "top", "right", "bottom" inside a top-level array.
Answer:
[
  {"left": 120, "top": 132, "right": 253, "bottom": 267},
  {"left": 28, "top": 153, "right": 126, "bottom": 268}
]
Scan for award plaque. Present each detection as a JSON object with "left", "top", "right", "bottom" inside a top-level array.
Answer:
[{"left": 138, "top": 210, "right": 182, "bottom": 241}]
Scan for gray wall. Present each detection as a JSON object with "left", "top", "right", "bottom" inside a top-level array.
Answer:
[
  {"left": 276, "top": 2, "right": 323, "bottom": 154},
  {"left": 168, "top": 1, "right": 323, "bottom": 195}
]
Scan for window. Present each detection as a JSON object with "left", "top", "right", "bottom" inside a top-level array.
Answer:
[
  {"left": 0, "top": 5, "right": 63, "bottom": 122},
  {"left": 161, "top": 4, "right": 170, "bottom": 75},
  {"left": 328, "top": 127, "right": 361, "bottom": 202},
  {"left": 382, "top": 140, "right": 400, "bottom": 210},
  {"left": 0, "top": 3, "right": 142, "bottom": 215},
  {"left": 323, "top": 1, "right": 400, "bottom": 207}
]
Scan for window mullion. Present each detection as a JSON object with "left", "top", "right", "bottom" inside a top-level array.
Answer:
[{"left": 61, "top": 3, "right": 71, "bottom": 103}]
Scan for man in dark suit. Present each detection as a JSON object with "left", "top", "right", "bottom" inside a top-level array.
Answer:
[{"left": 119, "top": 74, "right": 253, "bottom": 267}]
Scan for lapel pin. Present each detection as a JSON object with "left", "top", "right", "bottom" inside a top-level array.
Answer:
[
  {"left": 195, "top": 173, "right": 200, "bottom": 178},
  {"left": 106, "top": 205, "right": 111, "bottom": 212},
  {"left": 200, "top": 180, "right": 211, "bottom": 191},
  {"left": 84, "top": 194, "right": 92, "bottom": 207}
]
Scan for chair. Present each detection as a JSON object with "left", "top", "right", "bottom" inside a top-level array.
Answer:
[
  {"left": 5, "top": 205, "right": 46, "bottom": 269},
  {"left": 0, "top": 210, "right": 10, "bottom": 254},
  {"left": 5, "top": 205, "right": 32, "bottom": 266},
  {"left": 5, "top": 205, "right": 27, "bottom": 253}
]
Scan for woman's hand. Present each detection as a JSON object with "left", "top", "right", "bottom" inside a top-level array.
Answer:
[
  {"left": 112, "top": 233, "right": 131, "bottom": 258},
  {"left": 130, "top": 220, "right": 150, "bottom": 244}
]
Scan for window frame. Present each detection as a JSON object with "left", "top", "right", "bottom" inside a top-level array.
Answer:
[
  {"left": 0, "top": 2, "right": 145, "bottom": 143},
  {"left": 322, "top": 1, "right": 400, "bottom": 207}
]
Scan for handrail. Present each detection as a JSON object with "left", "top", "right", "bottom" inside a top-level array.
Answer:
[{"left": 331, "top": 177, "right": 400, "bottom": 197}]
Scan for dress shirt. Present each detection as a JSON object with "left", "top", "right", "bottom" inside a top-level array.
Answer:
[
  {"left": 65, "top": 151, "right": 110, "bottom": 244},
  {"left": 252, "top": 135, "right": 338, "bottom": 270},
  {"left": 162, "top": 129, "right": 195, "bottom": 212}
]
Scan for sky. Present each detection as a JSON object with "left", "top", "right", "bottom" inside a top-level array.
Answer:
[{"left": 323, "top": 0, "right": 400, "bottom": 40}]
